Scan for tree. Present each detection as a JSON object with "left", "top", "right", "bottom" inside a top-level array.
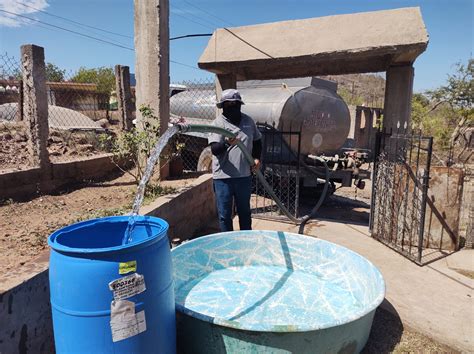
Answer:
[
  {"left": 428, "top": 59, "right": 473, "bottom": 113},
  {"left": 411, "top": 93, "right": 430, "bottom": 128},
  {"left": 411, "top": 59, "right": 473, "bottom": 165},
  {"left": 426, "top": 59, "right": 473, "bottom": 144},
  {"left": 71, "top": 66, "right": 115, "bottom": 94},
  {"left": 45, "top": 62, "right": 66, "bottom": 82}
]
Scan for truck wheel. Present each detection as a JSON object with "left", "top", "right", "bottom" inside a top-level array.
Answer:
[{"left": 197, "top": 147, "right": 213, "bottom": 172}]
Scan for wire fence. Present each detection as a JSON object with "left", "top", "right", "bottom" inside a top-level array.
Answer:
[
  {"left": 168, "top": 77, "right": 215, "bottom": 175},
  {"left": 44, "top": 62, "right": 112, "bottom": 163},
  {"left": 0, "top": 52, "right": 31, "bottom": 171}
]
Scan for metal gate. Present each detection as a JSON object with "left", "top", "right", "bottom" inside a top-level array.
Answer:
[
  {"left": 251, "top": 124, "right": 301, "bottom": 221},
  {"left": 370, "top": 129, "right": 434, "bottom": 265}
]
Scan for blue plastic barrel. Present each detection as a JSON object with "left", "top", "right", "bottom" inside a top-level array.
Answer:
[{"left": 48, "top": 215, "right": 175, "bottom": 354}]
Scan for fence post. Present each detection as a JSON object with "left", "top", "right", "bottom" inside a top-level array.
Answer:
[
  {"left": 21, "top": 44, "right": 50, "bottom": 171},
  {"left": 134, "top": 0, "right": 170, "bottom": 179},
  {"left": 16, "top": 79, "right": 24, "bottom": 122},
  {"left": 114, "top": 65, "right": 134, "bottom": 131}
]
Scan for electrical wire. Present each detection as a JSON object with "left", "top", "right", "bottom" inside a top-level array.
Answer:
[
  {"left": 170, "top": 33, "right": 212, "bottom": 40},
  {"left": 170, "top": 60, "right": 201, "bottom": 71},
  {"left": 170, "top": 10, "right": 215, "bottom": 31},
  {"left": 1, "top": 10, "right": 202, "bottom": 71},
  {"left": 171, "top": 2, "right": 219, "bottom": 29},
  {"left": 0, "top": 9, "right": 135, "bottom": 51},
  {"left": 223, "top": 27, "right": 274, "bottom": 59},
  {"left": 179, "top": 0, "right": 235, "bottom": 27},
  {"left": 16, "top": 1, "right": 133, "bottom": 39}
]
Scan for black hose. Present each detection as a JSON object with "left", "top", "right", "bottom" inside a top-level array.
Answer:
[{"left": 297, "top": 158, "right": 330, "bottom": 234}]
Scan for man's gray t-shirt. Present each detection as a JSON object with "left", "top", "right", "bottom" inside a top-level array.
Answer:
[{"left": 208, "top": 113, "right": 262, "bottom": 179}]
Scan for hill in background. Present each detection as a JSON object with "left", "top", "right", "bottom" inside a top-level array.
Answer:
[{"left": 321, "top": 73, "right": 386, "bottom": 108}]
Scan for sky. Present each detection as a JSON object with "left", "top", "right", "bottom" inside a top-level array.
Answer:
[{"left": 0, "top": 0, "right": 472, "bottom": 92}]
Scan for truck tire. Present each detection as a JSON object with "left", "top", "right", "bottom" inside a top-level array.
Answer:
[{"left": 197, "top": 147, "right": 213, "bottom": 172}]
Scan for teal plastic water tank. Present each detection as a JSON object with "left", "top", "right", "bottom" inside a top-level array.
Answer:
[{"left": 48, "top": 215, "right": 175, "bottom": 354}]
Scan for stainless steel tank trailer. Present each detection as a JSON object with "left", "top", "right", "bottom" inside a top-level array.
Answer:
[{"left": 170, "top": 77, "right": 371, "bottom": 196}]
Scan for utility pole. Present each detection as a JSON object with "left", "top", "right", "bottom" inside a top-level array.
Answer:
[{"left": 134, "top": 0, "right": 170, "bottom": 179}]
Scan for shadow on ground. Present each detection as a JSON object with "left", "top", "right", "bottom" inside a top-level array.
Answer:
[
  {"left": 362, "top": 301, "right": 403, "bottom": 354},
  {"left": 299, "top": 193, "right": 371, "bottom": 225},
  {"left": 363, "top": 299, "right": 458, "bottom": 353}
]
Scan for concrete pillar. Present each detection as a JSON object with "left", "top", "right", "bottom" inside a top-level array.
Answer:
[
  {"left": 16, "top": 80, "right": 24, "bottom": 121},
  {"left": 134, "top": 0, "right": 169, "bottom": 132},
  {"left": 383, "top": 65, "right": 414, "bottom": 134},
  {"left": 114, "top": 65, "right": 134, "bottom": 131},
  {"left": 134, "top": 0, "right": 170, "bottom": 178},
  {"left": 21, "top": 44, "right": 50, "bottom": 170},
  {"left": 215, "top": 73, "right": 236, "bottom": 117}
]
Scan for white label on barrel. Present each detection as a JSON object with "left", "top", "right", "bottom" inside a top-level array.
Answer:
[
  {"left": 109, "top": 273, "right": 146, "bottom": 300},
  {"left": 110, "top": 300, "right": 147, "bottom": 342}
]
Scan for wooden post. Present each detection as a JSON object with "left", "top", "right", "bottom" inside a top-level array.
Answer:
[{"left": 114, "top": 65, "right": 134, "bottom": 131}]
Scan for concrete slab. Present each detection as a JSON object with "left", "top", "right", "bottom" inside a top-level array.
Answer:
[
  {"left": 236, "top": 217, "right": 473, "bottom": 352},
  {"left": 446, "top": 249, "right": 474, "bottom": 272},
  {"left": 199, "top": 7, "right": 428, "bottom": 80}
]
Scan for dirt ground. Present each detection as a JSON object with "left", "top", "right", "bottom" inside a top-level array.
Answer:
[
  {"left": 0, "top": 172, "right": 198, "bottom": 272},
  {"left": 0, "top": 166, "right": 373, "bottom": 273},
  {"left": 0, "top": 171, "right": 460, "bottom": 352},
  {"left": 0, "top": 123, "right": 110, "bottom": 171}
]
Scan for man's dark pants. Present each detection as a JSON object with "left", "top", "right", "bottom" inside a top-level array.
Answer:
[{"left": 213, "top": 176, "right": 252, "bottom": 232}]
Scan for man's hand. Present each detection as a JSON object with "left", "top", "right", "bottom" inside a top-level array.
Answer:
[
  {"left": 252, "top": 159, "right": 261, "bottom": 172},
  {"left": 226, "top": 137, "right": 239, "bottom": 146}
]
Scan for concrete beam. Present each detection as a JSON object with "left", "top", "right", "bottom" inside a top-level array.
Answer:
[
  {"left": 21, "top": 45, "right": 50, "bottom": 171},
  {"left": 383, "top": 65, "right": 414, "bottom": 133},
  {"left": 114, "top": 65, "right": 134, "bottom": 131},
  {"left": 199, "top": 8, "right": 428, "bottom": 79}
]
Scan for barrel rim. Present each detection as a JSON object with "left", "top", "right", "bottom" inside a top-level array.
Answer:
[
  {"left": 48, "top": 215, "right": 169, "bottom": 254},
  {"left": 172, "top": 230, "right": 385, "bottom": 333}
]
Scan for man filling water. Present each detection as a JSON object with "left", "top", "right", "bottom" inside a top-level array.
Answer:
[{"left": 208, "top": 89, "right": 262, "bottom": 232}]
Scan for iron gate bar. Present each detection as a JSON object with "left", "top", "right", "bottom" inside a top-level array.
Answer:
[
  {"left": 370, "top": 128, "right": 444, "bottom": 265},
  {"left": 252, "top": 124, "right": 301, "bottom": 220},
  {"left": 400, "top": 135, "right": 415, "bottom": 250},
  {"left": 418, "top": 136, "right": 432, "bottom": 262}
]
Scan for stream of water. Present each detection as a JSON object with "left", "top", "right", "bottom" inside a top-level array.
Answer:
[{"left": 122, "top": 125, "right": 180, "bottom": 244}]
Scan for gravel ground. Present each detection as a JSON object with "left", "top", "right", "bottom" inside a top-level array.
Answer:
[{"left": 363, "top": 307, "right": 459, "bottom": 353}]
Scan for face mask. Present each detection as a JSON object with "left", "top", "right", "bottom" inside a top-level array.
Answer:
[{"left": 223, "top": 104, "right": 241, "bottom": 125}]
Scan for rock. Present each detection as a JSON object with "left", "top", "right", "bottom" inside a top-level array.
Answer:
[
  {"left": 49, "top": 135, "right": 63, "bottom": 144},
  {"left": 97, "top": 118, "right": 109, "bottom": 128},
  {"left": 50, "top": 130, "right": 62, "bottom": 137},
  {"left": 78, "top": 144, "right": 94, "bottom": 152},
  {"left": 2, "top": 133, "right": 13, "bottom": 140},
  {"left": 75, "top": 135, "right": 89, "bottom": 144},
  {"left": 13, "top": 132, "right": 27, "bottom": 142}
]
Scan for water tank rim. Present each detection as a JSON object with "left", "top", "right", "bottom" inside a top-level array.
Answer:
[
  {"left": 48, "top": 215, "right": 169, "bottom": 254},
  {"left": 172, "top": 230, "right": 385, "bottom": 332}
]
